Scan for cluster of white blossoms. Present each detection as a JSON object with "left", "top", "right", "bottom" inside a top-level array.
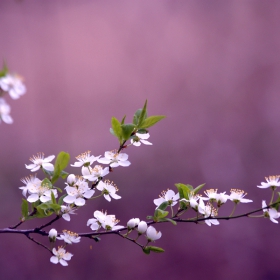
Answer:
[{"left": 0, "top": 72, "right": 26, "bottom": 124}]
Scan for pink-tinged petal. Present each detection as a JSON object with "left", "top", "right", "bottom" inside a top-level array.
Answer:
[
  {"left": 110, "top": 193, "right": 121, "bottom": 200},
  {"left": 104, "top": 194, "right": 111, "bottom": 202},
  {"left": 59, "top": 259, "right": 68, "bottom": 266},
  {"left": 97, "top": 157, "right": 111, "bottom": 164},
  {"left": 90, "top": 223, "right": 99, "bottom": 231},
  {"left": 42, "top": 163, "right": 54, "bottom": 171},
  {"left": 118, "top": 160, "right": 131, "bottom": 167},
  {"left": 132, "top": 141, "right": 141, "bottom": 147},
  {"left": 210, "top": 219, "right": 219, "bottom": 225},
  {"left": 87, "top": 218, "right": 97, "bottom": 226},
  {"left": 205, "top": 220, "right": 212, "bottom": 226},
  {"left": 27, "top": 194, "right": 39, "bottom": 203},
  {"left": 62, "top": 213, "right": 70, "bottom": 221},
  {"left": 50, "top": 256, "right": 58, "bottom": 264},
  {"left": 63, "top": 252, "right": 73, "bottom": 261},
  {"left": 75, "top": 197, "right": 85, "bottom": 206},
  {"left": 63, "top": 195, "right": 76, "bottom": 204},
  {"left": 83, "top": 190, "right": 95, "bottom": 199},
  {"left": 141, "top": 140, "right": 152, "bottom": 145},
  {"left": 154, "top": 197, "right": 165, "bottom": 206},
  {"left": 110, "top": 162, "right": 119, "bottom": 168}
]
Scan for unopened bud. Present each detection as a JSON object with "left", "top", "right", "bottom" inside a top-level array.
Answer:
[{"left": 48, "top": 228, "right": 57, "bottom": 242}]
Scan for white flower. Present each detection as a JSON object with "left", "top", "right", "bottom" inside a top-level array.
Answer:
[
  {"left": 87, "top": 217, "right": 100, "bottom": 231},
  {"left": 20, "top": 174, "right": 41, "bottom": 197},
  {"left": 25, "top": 153, "right": 55, "bottom": 172},
  {"left": 96, "top": 180, "right": 121, "bottom": 202},
  {"left": 180, "top": 193, "right": 200, "bottom": 210},
  {"left": 203, "top": 189, "right": 228, "bottom": 206},
  {"left": 89, "top": 210, "right": 123, "bottom": 231},
  {"left": 0, "top": 73, "right": 26, "bottom": 99},
  {"left": 198, "top": 199, "right": 219, "bottom": 226},
  {"left": 127, "top": 218, "right": 140, "bottom": 229},
  {"left": 71, "top": 151, "right": 100, "bottom": 168},
  {"left": 258, "top": 176, "right": 280, "bottom": 189},
  {"left": 228, "top": 189, "right": 253, "bottom": 204},
  {"left": 82, "top": 165, "right": 110, "bottom": 182},
  {"left": 137, "top": 221, "right": 148, "bottom": 234},
  {"left": 48, "top": 228, "right": 57, "bottom": 242},
  {"left": 262, "top": 200, "right": 280, "bottom": 223},
  {"left": 215, "top": 192, "right": 229, "bottom": 206},
  {"left": 26, "top": 185, "right": 57, "bottom": 203},
  {"left": 57, "top": 230, "right": 81, "bottom": 244},
  {"left": 101, "top": 215, "right": 124, "bottom": 231},
  {"left": 98, "top": 151, "right": 131, "bottom": 167},
  {"left": 131, "top": 133, "right": 152, "bottom": 147},
  {"left": 146, "top": 226, "right": 162, "bottom": 241},
  {"left": 50, "top": 247, "right": 73, "bottom": 266},
  {"left": 60, "top": 204, "right": 76, "bottom": 221},
  {"left": 64, "top": 177, "right": 94, "bottom": 206},
  {"left": 154, "top": 189, "right": 180, "bottom": 208},
  {"left": 0, "top": 98, "right": 13, "bottom": 124}
]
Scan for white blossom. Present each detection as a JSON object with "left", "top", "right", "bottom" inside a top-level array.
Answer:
[
  {"left": 57, "top": 230, "right": 81, "bottom": 244},
  {"left": 25, "top": 153, "right": 55, "bottom": 172},
  {"left": 98, "top": 151, "right": 130, "bottom": 167},
  {"left": 127, "top": 218, "right": 140, "bottom": 229},
  {"left": 198, "top": 199, "right": 219, "bottom": 226},
  {"left": 96, "top": 180, "right": 121, "bottom": 202},
  {"left": 50, "top": 247, "right": 73, "bottom": 266},
  {"left": 146, "top": 226, "right": 162, "bottom": 241},
  {"left": 262, "top": 200, "right": 280, "bottom": 224},
  {"left": 137, "top": 221, "right": 148, "bottom": 234},
  {"left": 20, "top": 174, "right": 41, "bottom": 197},
  {"left": 82, "top": 165, "right": 109, "bottom": 182},
  {"left": 0, "top": 98, "right": 13, "bottom": 124},
  {"left": 48, "top": 229, "right": 57, "bottom": 242},
  {"left": 228, "top": 189, "right": 253, "bottom": 204},
  {"left": 131, "top": 133, "right": 152, "bottom": 147},
  {"left": 154, "top": 189, "right": 179, "bottom": 208},
  {"left": 258, "top": 176, "right": 280, "bottom": 189},
  {"left": 71, "top": 151, "right": 100, "bottom": 168},
  {"left": 26, "top": 185, "right": 57, "bottom": 203},
  {"left": 60, "top": 204, "right": 76, "bottom": 221},
  {"left": 0, "top": 73, "right": 26, "bottom": 99}
]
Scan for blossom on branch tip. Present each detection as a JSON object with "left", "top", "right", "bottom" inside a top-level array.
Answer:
[
  {"left": 203, "top": 189, "right": 229, "bottom": 206},
  {"left": 48, "top": 229, "right": 57, "bottom": 242},
  {"left": 50, "top": 247, "right": 73, "bottom": 266},
  {"left": 101, "top": 215, "right": 124, "bottom": 231},
  {"left": 0, "top": 98, "right": 13, "bottom": 124},
  {"left": 154, "top": 189, "right": 179, "bottom": 208},
  {"left": 25, "top": 153, "right": 55, "bottom": 172},
  {"left": 82, "top": 165, "right": 110, "bottom": 182},
  {"left": 146, "top": 226, "right": 162, "bottom": 241},
  {"left": 228, "top": 189, "right": 253, "bottom": 204},
  {"left": 64, "top": 177, "right": 94, "bottom": 206},
  {"left": 71, "top": 151, "right": 100, "bottom": 168},
  {"left": 131, "top": 133, "right": 152, "bottom": 147},
  {"left": 96, "top": 180, "right": 121, "bottom": 202},
  {"left": 57, "top": 230, "right": 81, "bottom": 244},
  {"left": 26, "top": 186, "right": 57, "bottom": 203},
  {"left": 262, "top": 201, "right": 280, "bottom": 224},
  {"left": 0, "top": 73, "right": 26, "bottom": 99},
  {"left": 98, "top": 151, "right": 131, "bottom": 167},
  {"left": 198, "top": 199, "right": 219, "bottom": 226},
  {"left": 180, "top": 193, "right": 200, "bottom": 210},
  {"left": 257, "top": 176, "right": 280, "bottom": 189}
]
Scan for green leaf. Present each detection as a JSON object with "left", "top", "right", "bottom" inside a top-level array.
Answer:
[
  {"left": 138, "top": 100, "right": 148, "bottom": 127},
  {"left": 111, "top": 117, "right": 123, "bottom": 143},
  {"left": 138, "top": 115, "right": 165, "bottom": 129},
  {"left": 21, "top": 199, "right": 29, "bottom": 218},
  {"left": 51, "top": 151, "right": 70, "bottom": 184},
  {"left": 154, "top": 208, "right": 169, "bottom": 221},
  {"left": 142, "top": 247, "right": 151, "bottom": 255},
  {"left": 146, "top": 215, "right": 154, "bottom": 220},
  {"left": 35, "top": 202, "right": 61, "bottom": 217},
  {"left": 157, "top": 201, "right": 169, "bottom": 211},
  {"left": 121, "top": 115, "right": 126, "bottom": 125},
  {"left": 51, "top": 191, "right": 56, "bottom": 204},
  {"left": 162, "top": 218, "right": 177, "bottom": 225},
  {"left": 193, "top": 183, "right": 205, "bottom": 194},
  {"left": 0, "top": 62, "right": 8, "bottom": 77},
  {"left": 121, "top": 123, "right": 136, "bottom": 140},
  {"left": 148, "top": 246, "right": 165, "bottom": 253},
  {"left": 175, "top": 183, "right": 193, "bottom": 200}
]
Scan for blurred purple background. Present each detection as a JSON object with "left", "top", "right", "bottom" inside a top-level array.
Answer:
[{"left": 1, "top": 1, "right": 280, "bottom": 279}]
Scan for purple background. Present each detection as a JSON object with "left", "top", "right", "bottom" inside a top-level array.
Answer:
[{"left": 1, "top": 1, "right": 280, "bottom": 279}]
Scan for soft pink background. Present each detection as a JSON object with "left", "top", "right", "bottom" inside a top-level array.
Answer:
[{"left": 1, "top": 1, "right": 280, "bottom": 279}]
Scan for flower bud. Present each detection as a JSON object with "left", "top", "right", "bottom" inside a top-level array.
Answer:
[
  {"left": 146, "top": 225, "right": 162, "bottom": 241},
  {"left": 48, "top": 228, "right": 57, "bottom": 242},
  {"left": 127, "top": 218, "right": 140, "bottom": 229},
  {"left": 67, "top": 174, "right": 76, "bottom": 185},
  {"left": 137, "top": 221, "right": 147, "bottom": 234}
]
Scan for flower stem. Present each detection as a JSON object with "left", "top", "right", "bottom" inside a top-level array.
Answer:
[{"left": 229, "top": 203, "right": 237, "bottom": 217}]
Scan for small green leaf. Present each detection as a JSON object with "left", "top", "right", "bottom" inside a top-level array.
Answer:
[
  {"left": 146, "top": 215, "right": 154, "bottom": 220},
  {"left": 58, "top": 194, "right": 67, "bottom": 205},
  {"left": 0, "top": 62, "right": 8, "bottom": 77},
  {"left": 52, "top": 151, "right": 70, "bottom": 184},
  {"left": 148, "top": 246, "right": 165, "bottom": 253},
  {"left": 137, "top": 100, "right": 148, "bottom": 127},
  {"left": 142, "top": 247, "right": 151, "bottom": 255},
  {"left": 51, "top": 191, "right": 56, "bottom": 204},
  {"left": 154, "top": 208, "right": 169, "bottom": 220},
  {"left": 157, "top": 201, "right": 169, "bottom": 211},
  {"left": 193, "top": 183, "right": 205, "bottom": 194},
  {"left": 163, "top": 218, "right": 177, "bottom": 225},
  {"left": 175, "top": 183, "right": 193, "bottom": 200},
  {"left": 138, "top": 115, "right": 165, "bottom": 129},
  {"left": 121, "top": 115, "right": 126, "bottom": 125},
  {"left": 121, "top": 123, "right": 136, "bottom": 140},
  {"left": 21, "top": 199, "right": 29, "bottom": 218},
  {"left": 111, "top": 117, "right": 123, "bottom": 142}
]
